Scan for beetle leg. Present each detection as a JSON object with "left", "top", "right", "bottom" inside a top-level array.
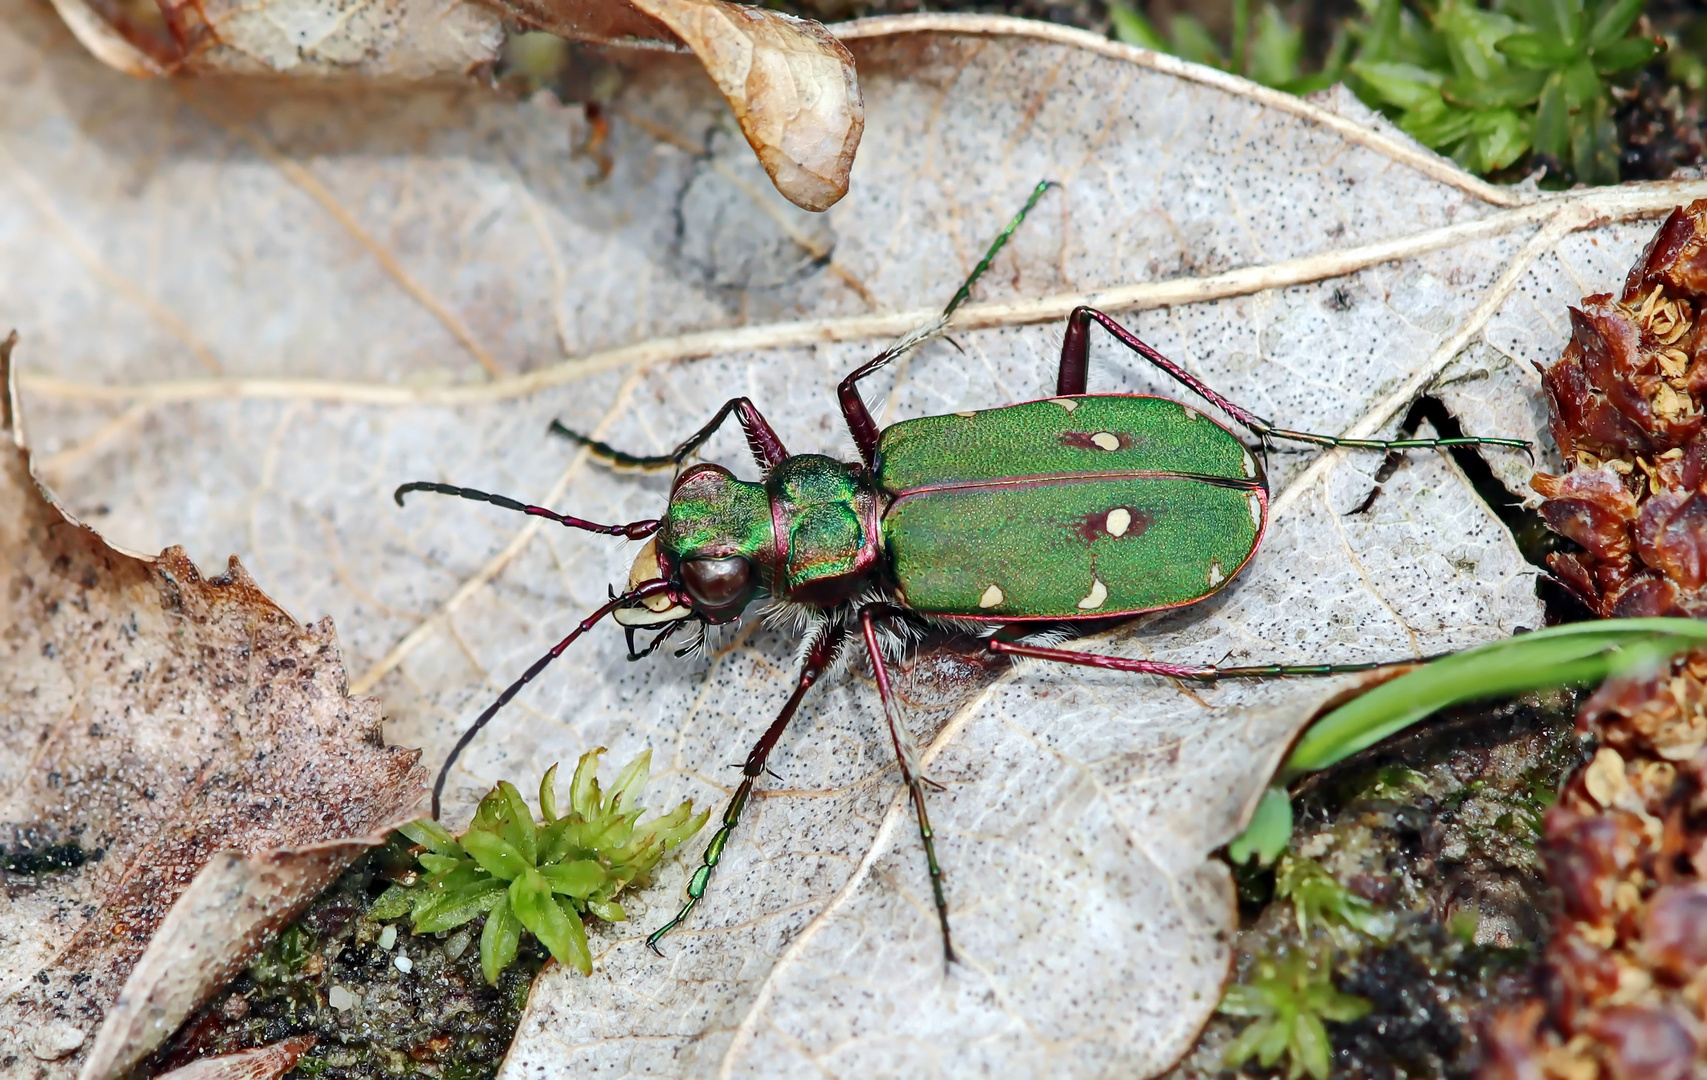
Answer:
[
  {"left": 839, "top": 181, "right": 1058, "bottom": 466},
  {"left": 1349, "top": 397, "right": 1432, "bottom": 515},
  {"left": 647, "top": 619, "right": 849, "bottom": 954},
  {"left": 1055, "top": 307, "right": 1530, "bottom": 456},
  {"left": 550, "top": 396, "right": 789, "bottom": 472},
  {"left": 987, "top": 633, "right": 1408, "bottom": 680},
  {"left": 860, "top": 603, "right": 956, "bottom": 965}
]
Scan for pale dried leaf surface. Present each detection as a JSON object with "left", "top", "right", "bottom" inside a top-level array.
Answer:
[
  {"left": 0, "top": 339, "right": 425, "bottom": 1078},
  {"left": 49, "top": 0, "right": 863, "bottom": 211},
  {"left": 6, "top": 1, "right": 1707, "bottom": 1074}
]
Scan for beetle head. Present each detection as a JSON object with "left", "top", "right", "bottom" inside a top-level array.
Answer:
[{"left": 614, "top": 463, "right": 773, "bottom": 630}]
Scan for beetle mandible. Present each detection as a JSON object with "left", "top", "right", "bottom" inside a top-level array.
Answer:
[{"left": 396, "top": 182, "right": 1528, "bottom": 961}]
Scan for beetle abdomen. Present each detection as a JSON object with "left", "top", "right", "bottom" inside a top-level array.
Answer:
[{"left": 876, "top": 396, "right": 1266, "bottom": 620}]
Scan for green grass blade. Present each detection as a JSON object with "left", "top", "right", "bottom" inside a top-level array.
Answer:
[
  {"left": 1107, "top": 0, "right": 1170, "bottom": 50},
  {"left": 1281, "top": 620, "right": 1707, "bottom": 780},
  {"left": 1229, "top": 786, "right": 1294, "bottom": 865}
]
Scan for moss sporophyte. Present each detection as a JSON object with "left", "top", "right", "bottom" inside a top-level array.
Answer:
[{"left": 371, "top": 749, "right": 708, "bottom": 984}]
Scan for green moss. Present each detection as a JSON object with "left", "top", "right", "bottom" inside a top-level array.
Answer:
[
  {"left": 1109, "top": 0, "right": 1667, "bottom": 183},
  {"left": 380, "top": 748, "right": 708, "bottom": 984},
  {"left": 1219, "top": 949, "right": 1372, "bottom": 1080},
  {"left": 148, "top": 751, "right": 706, "bottom": 1078}
]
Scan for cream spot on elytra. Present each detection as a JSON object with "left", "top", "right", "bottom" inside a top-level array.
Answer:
[
  {"left": 1182, "top": 405, "right": 1199, "bottom": 421},
  {"left": 1090, "top": 432, "right": 1120, "bottom": 451},
  {"left": 979, "top": 584, "right": 1004, "bottom": 608},
  {"left": 1242, "top": 450, "right": 1257, "bottom": 478},
  {"left": 955, "top": 410, "right": 977, "bottom": 418},
  {"left": 1208, "top": 560, "right": 1226, "bottom": 586},
  {"left": 1050, "top": 398, "right": 1080, "bottom": 412},
  {"left": 1249, "top": 493, "right": 1263, "bottom": 526},
  {"left": 1106, "top": 508, "right": 1132, "bottom": 537},
  {"left": 1076, "top": 577, "right": 1108, "bottom": 610}
]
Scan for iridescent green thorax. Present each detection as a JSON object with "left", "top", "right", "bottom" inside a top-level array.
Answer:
[
  {"left": 658, "top": 458, "right": 879, "bottom": 608},
  {"left": 661, "top": 464, "right": 776, "bottom": 574},
  {"left": 875, "top": 395, "right": 1266, "bottom": 620},
  {"left": 766, "top": 455, "right": 879, "bottom": 605}
]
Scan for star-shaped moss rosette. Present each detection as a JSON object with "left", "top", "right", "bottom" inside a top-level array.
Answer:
[
  {"left": 372, "top": 749, "right": 708, "bottom": 984},
  {"left": 1219, "top": 949, "right": 1373, "bottom": 1080}
]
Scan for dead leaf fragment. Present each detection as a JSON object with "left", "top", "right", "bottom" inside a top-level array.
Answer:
[
  {"left": 50, "top": 0, "right": 505, "bottom": 78},
  {"left": 0, "top": 336, "right": 426, "bottom": 1079},
  {"left": 151, "top": 1037, "right": 316, "bottom": 1080},
  {"left": 624, "top": 0, "right": 861, "bottom": 211},
  {"left": 79, "top": 840, "right": 393, "bottom": 1080}
]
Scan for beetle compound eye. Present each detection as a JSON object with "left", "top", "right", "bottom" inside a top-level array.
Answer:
[{"left": 681, "top": 557, "right": 752, "bottom": 610}]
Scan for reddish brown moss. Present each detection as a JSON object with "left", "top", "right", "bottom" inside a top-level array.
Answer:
[
  {"left": 1477, "top": 653, "right": 1707, "bottom": 1080},
  {"left": 1533, "top": 200, "right": 1707, "bottom": 616}
]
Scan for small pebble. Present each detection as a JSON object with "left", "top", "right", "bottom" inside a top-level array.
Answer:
[
  {"left": 445, "top": 930, "right": 472, "bottom": 961},
  {"left": 328, "top": 985, "right": 357, "bottom": 1012},
  {"left": 378, "top": 925, "right": 398, "bottom": 950},
  {"left": 394, "top": 954, "right": 414, "bottom": 974}
]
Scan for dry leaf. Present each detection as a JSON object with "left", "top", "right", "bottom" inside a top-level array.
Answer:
[
  {"left": 47, "top": 0, "right": 862, "bottom": 211},
  {"left": 149, "top": 1038, "right": 315, "bottom": 1080},
  {"left": 81, "top": 839, "right": 395, "bottom": 1080},
  {"left": 0, "top": 337, "right": 425, "bottom": 1077},
  {"left": 614, "top": 0, "right": 861, "bottom": 212},
  {"left": 6, "top": 3, "right": 1707, "bottom": 1074}
]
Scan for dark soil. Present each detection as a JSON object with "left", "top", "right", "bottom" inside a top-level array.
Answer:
[
  {"left": 144, "top": 838, "right": 546, "bottom": 1080},
  {"left": 1168, "top": 691, "right": 1589, "bottom": 1080}
]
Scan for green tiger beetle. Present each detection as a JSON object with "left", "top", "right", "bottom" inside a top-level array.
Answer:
[{"left": 396, "top": 182, "right": 1528, "bottom": 961}]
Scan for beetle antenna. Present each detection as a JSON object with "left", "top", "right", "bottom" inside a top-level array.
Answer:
[
  {"left": 395, "top": 481, "right": 658, "bottom": 539},
  {"left": 431, "top": 579, "right": 675, "bottom": 819}
]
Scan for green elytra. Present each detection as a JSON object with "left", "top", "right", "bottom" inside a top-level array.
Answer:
[{"left": 395, "top": 181, "right": 1529, "bottom": 963}]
